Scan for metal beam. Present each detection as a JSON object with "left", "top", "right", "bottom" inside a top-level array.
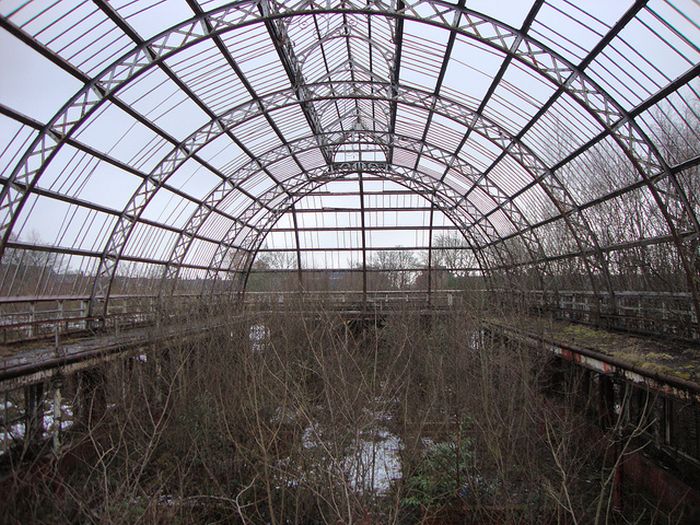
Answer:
[
  {"left": 1, "top": 0, "right": 697, "bottom": 317},
  {"left": 387, "top": 0, "right": 405, "bottom": 166}
]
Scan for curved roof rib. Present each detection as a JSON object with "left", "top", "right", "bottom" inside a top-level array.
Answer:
[{"left": 0, "top": 0, "right": 697, "bottom": 320}]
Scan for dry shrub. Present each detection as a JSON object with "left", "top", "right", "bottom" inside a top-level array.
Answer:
[{"left": 1, "top": 298, "right": 683, "bottom": 524}]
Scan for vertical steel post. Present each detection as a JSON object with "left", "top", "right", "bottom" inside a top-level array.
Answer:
[
  {"left": 51, "top": 377, "right": 62, "bottom": 454},
  {"left": 24, "top": 382, "right": 44, "bottom": 448},
  {"left": 28, "top": 302, "right": 35, "bottom": 339},
  {"left": 77, "top": 368, "right": 106, "bottom": 429}
]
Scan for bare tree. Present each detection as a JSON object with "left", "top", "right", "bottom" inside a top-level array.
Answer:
[{"left": 367, "top": 250, "right": 417, "bottom": 289}]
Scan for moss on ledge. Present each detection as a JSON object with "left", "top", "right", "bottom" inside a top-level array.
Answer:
[{"left": 502, "top": 316, "right": 700, "bottom": 385}]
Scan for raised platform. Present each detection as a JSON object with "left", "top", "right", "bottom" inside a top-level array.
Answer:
[
  {"left": 0, "top": 321, "right": 219, "bottom": 391},
  {"left": 2, "top": 309, "right": 698, "bottom": 400},
  {"left": 485, "top": 316, "right": 700, "bottom": 402}
]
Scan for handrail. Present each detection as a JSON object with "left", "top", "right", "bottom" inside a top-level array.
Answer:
[{"left": 0, "top": 289, "right": 696, "bottom": 344}]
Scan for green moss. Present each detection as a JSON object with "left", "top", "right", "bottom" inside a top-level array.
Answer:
[
  {"left": 639, "top": 363, "right": 675, "bottom": 376},
  {"left": 610, "top": 350, "right": 697, "bottom": 380},
  {"left": 629, "top": 351, "right": 674, "bottom": 361},
  {"left": 557, "top": 324, "right": 618, "bottom": 349},
  {"left": 561, "top": 324, "right": 600, "bottom": 338},
  {"left": 499, "top": 316, "right": 700, "bottom": 386}
]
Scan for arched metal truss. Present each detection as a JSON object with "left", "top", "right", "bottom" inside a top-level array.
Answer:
[{"left": 0, "top": 0, "right": 698, "bottom": 321}]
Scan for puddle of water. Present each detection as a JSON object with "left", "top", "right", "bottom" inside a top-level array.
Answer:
[{"left": 300, "top": 410, "right": 402, "bottom": 494}]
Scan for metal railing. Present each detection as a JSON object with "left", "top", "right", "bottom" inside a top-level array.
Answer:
[
  {"left": 495, "top": 290, "right": 698, "bottom": 341},
  {"left": 243, "top": 289, "right": 466, "bottom": 310},
  {"left": 0, "top": 293, "right": 231, "bottom": 345},
  {"left": 0, "top": 288, "right": 696, "bottom": 345}
]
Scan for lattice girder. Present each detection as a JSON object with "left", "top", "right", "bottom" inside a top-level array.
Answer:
[
  {"left": 154, "top": 130, "right": 549, "bottom": 299},
  {"left": 0, "top": 0, "right": 698, "bottom": 320},
  {"left": 88, "top": 79, "right": 613, "bottom": 313}
]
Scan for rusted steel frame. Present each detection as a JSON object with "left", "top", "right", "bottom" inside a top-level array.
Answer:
[
  {"left": 237, "top": 167, "right": 495, "bottom": 296},
  {"left": 255, "top": 246, "right": 461, "bottom": 252},
  {"left": 455, "top": 1, "right": 646, "bottom": 314},
  {"left": 91, "top": 0, "right": 302, "bottom": 310},
  {"left": 0, "top": 320, "right": 225, "bottom": 392},
  {"left": 484, "top": 319, "right": 700, "bottom": 403},
  {"left": 166, "top": 131, "right": 508, "bottom": 295},
  {"left": 387, "top": 0, "right": 405, "bottom": 166},
  {"left": 474, "top": 0, "right": 699, "bottom": 321},
  {"left": 485, "top": 230, "right": 697, "bottom": 272},
  {"left": 358, "top": 170, "right": 368, "bottom": 299},
  {"left": 193, "top": 0, "right": 311, "bottom": 290},
  {"left": 478, "top": 155, "right": 700, "bottom": 252},
  {"left": 4, "top": 240, "right": 233, "bottom": 271},
  {"left": 247, "top": 266, "right": 478, "bottom": 273},
  {"left": 209, "top": 156, "right": 498, "bottom": 294},
  {"left": 1, "top": 1, "right": 696, "bottom": 316},
  {"left": 269, "top": 225, "right": 461, "bottom": 232},
  {"left": 291, "top": 206, "right": 439, "bottom": 213},
  {"left": 0, "top": 14, "right": 271, "bottom": 253},
  {"left": 230, "top": 162, "right": 500, "bottom": 296},
  {"left": 420, "top": 2, "right": 463, "bottom": 302}
]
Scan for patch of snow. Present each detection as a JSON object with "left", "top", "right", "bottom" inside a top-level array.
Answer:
[
  {"left": 271, "top": 406, "right": 296, "bottom": 425},
  {"left": 7, "top": 422, "right": 25, "bottom": 439},
  {"left": 302, "top": 423, "right": 322, "bottom": 449},
  {"left": 344, "top": 430, "right": 402, "bottom": 494},
  {"left": 1, "top": 400, "right": 75, "bottom": 451},
  {"left": 158, "top": 495, "right": 176, "bottom": 506},
  {"left": 249, "top": 324, "right": 270, "bottom": 352},
  {"left": 42, "top": 413, "right": 72, "bottom": 432}
]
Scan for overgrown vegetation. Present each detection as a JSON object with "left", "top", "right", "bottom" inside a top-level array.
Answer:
[{"left": 1, "top": 301, "right": 692, "bottom": 524}]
